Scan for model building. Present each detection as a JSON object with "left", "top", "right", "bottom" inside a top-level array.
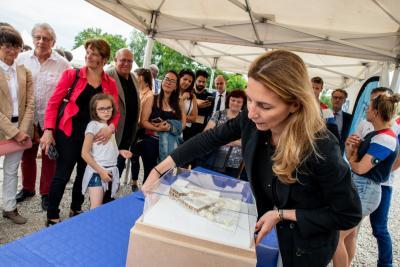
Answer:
[{"left": 169, "top": 178, "right": 242, "bottom": 230}]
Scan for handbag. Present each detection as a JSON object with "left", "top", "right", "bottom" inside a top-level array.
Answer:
[
  {"left": 0, "top": 139, "right": 32, "bottom": 156},
  {"left": 56, "top": 68, "right": 80, "bottom": 127}
]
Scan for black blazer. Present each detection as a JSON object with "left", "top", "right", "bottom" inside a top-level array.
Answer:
[
  {"left": 171, "top": 109, "right": 361, "bottom": 267},
  {"left": 339, "top": 112, "right": 353, "bottom": 152}
]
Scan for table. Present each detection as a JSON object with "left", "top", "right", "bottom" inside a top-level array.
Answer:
[{"left": 0, "top": 169, "right": 279, "bottom": 266}]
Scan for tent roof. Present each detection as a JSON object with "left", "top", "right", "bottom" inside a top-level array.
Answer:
[{"left": 86, "top": 0, "right": 400, "bottom": 88}]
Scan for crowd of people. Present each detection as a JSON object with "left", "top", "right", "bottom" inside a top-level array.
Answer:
[{"left": 0, "top": 22, "right": 399, "bottom": 266}]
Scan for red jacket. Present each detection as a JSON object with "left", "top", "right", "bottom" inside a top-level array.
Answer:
[{"left": 44, "top": 67, "right": 120, "bottom": 137}]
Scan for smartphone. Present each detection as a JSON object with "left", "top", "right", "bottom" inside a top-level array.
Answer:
[
  {"left": 151, "top": 117, "right": 163, "bottom": 123},
  {"left": 206, "top": 96, "right": 215, "bottom": 102},
  {"left": 48, "top": 144, "right": 59, "bottom": 160}
]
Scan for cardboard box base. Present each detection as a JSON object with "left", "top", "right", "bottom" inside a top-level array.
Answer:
[{"left": 126, "top": 217, "right": 256, "bottom": 267}]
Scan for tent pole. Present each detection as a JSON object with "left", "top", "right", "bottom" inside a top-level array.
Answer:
[
  {"left": 143, "top": 36, "right": 154, "bottom": 68},
  {"left": 209, "top": 69, "right": 215, "bottom": 91},
  {"left": 390, "top": 63, "right": 400, "bottom": 93},
  {"left": 378, "top": 62, "right": 390, "bottom": 87}
]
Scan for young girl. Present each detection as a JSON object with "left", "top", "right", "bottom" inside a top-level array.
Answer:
[{"left": 81, "top": 94, "right": 132, "bottom": 209}]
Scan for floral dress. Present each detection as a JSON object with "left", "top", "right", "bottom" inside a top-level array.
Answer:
[{"left": 210, "top": 110, "right": 242, "bottom": 168}]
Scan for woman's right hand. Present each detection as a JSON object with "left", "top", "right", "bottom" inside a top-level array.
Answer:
[
  {"left": 142, "top": 157, "right": 176, "bottom": 194},
  {"left": 345, "top": 134, "right": 361, "bottom": 147},
  {"left": 157, "top": 121, "right": 171, "bottom": 132},
  {"left": 345, "top": 134, "right": 360, "bottom": 159},
  {"left": 13, "top": 131, "right": 30, "bottom": 145},
  {"left": 141, "top": 169, "right": 161, "bottom": 195},
  {"left": 99, "top": 169, "right": 112, "bottom": 183},
  {"left": 40, "top": 130, "right": 55, "bottom": 155}
]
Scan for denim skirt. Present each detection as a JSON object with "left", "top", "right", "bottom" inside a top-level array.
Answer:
[{"left": 352, "top": 173, "right": 381, "bottom": 217}]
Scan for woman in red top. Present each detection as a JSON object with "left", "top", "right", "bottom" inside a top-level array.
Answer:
[{"left": 40, "top": 39, "right": 119, "bottom": 225}]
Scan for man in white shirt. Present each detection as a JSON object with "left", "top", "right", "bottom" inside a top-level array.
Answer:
[
  {"left": 16, "top": 23, "right": 70, "bottom": 210},
  {"left": 212, "top": 75, "right": 227, "bottom": 114}
]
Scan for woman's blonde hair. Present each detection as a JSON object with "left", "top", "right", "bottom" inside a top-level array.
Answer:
[{"left": 248, "top": 50, "right": 326, "bottom": 184}]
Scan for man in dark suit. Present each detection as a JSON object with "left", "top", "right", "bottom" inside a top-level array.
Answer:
[
  {"left": 331, "top": 88, "right": 353, "bottom": 153},
  {"left": 106, "top": 48, "right": 140, "bottom": 194}
]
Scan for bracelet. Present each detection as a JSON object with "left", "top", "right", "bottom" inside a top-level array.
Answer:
[
  {"left": 153, "top": 167, "right": 162, "bottom": 176},
  {"left": 279, "top": 209, "right": 284, "bottom": 221}
]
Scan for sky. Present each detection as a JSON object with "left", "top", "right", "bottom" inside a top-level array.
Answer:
[{"left": 1, "top": 0, "right": 136, "bottom": 51}]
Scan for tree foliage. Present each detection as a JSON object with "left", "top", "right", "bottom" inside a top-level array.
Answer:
[
  {"left": 320, "top": 90, "right": 333, "bottom": 108},
  {"left": 214, "top": 70, "right": 247, "bottom": 92},
  {"left": 129, "top": 31, "right": 205, "bottom": 77},
  {"left": 73, "top": 28, "right": 128, "bottom": 62},
  {"left": 129, "top": 30, "right": 247, "bottom": 91}
]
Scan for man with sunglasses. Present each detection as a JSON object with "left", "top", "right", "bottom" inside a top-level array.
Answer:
[{"left": 16, "top": 23, "right": 70, "bottom": 210}]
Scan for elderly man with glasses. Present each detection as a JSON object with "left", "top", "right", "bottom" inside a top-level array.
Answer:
[{"left": 16, "top": 23, "right": 70, "bottom": 210}]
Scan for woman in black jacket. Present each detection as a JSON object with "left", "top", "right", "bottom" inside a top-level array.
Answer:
[{"left": 142, "top": 50, "right": 362, "bottom": 266}]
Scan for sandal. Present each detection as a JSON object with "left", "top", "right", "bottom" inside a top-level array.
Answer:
[
  {"left": 69, "top": 209, "right": 83, "bottom": 218},
  {"left": 45, "top": 219, "right": 61, "bottom": 227}
]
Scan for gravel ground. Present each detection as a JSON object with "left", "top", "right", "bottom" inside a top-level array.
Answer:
[{"left": 0, "top": 158, "right": 399, "bottom": 266}]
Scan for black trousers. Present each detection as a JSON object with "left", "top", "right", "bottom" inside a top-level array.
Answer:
[{"left": 47, "top": 130, "right": 86, "bottom": 219}]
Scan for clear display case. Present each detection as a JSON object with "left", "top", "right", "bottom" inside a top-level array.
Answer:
[{"left": 142, "top": 168, "right": 258, "bottom": 249}]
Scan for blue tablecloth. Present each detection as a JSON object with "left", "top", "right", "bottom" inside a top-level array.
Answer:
[{"left": 0, "top": 169, "right": 279, "bottom": 266}]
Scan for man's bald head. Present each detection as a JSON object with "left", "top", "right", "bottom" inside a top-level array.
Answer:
[
  {"left": 115, "top": 48, "right": 134, "bottom": 79},
  {"left": 214, "top": 75, "right": 226, "bottom": 94}
]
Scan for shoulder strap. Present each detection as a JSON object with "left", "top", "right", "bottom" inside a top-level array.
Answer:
[
  {"left": 186, "top": 99, "right": 192, "bottom": 116},
  {"left": 63, "top": 68, "right": 80, "bottom": 101}
]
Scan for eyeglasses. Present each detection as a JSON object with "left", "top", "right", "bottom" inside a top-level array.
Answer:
[
  {"left": 332, "top": 96, "right": 345, "bottom": 101},
  {"left": 118, "top": 59, "right": 133, "bottom": 64},
  {"left": 33, "top": 35, "right": 52, "bottom": 42},
  {"left": 1, "top": 43, "right": 21, "bottom": 52},
  {"left": 96, "top": 106, "right": 113, "bottom": 113},
  {"left": 163, "top": 77, "right": 177, "bottom": 84}
]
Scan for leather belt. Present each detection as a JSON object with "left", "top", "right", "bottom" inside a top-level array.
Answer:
[{"left": 11, "top": 116, "right": 19, "bottom": 123}]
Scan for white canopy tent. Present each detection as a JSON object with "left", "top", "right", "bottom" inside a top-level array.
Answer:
[
  {"left": 86, "top": 0, "right": 400, "bottom": 90},
  {"left": 71, "top": 45, "right": 86, "bottom": 67}
]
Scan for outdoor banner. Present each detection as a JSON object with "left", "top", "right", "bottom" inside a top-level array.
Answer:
[{"left": 348, "top": 76, "right": 380, "bottom": 136}]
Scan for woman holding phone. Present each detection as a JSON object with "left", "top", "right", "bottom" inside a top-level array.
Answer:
[{"left": 139, "top": 70, "right": 185, "bottom": 181}]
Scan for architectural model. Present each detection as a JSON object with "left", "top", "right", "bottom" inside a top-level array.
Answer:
[{"left": 169, "top": 178, "right": 242, "bottom": 231}]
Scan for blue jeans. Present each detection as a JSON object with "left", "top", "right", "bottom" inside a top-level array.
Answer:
[
  {"left": 352, "top": 173, "right": 381, "bottom": 216},
  {"left": 369, "top": 185, "right": 393, "bottom": 267}
]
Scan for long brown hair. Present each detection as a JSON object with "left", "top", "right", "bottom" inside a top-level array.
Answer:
[
  {"left": 155, "top": 70, "right": 182, "bottom": 119},
  {"left": 248, "top": 50, "right": 326, "bottom": 184}
]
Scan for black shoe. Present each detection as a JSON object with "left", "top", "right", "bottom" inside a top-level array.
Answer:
[
  {"left": 45, "top": 219, "right": 61, "bottom": 227},
  {"left": 16, "top": 189, "right": 35, "bottom": 203},
  {"left": 131, "top": 184, "right": 138, "bottom": 192},
  {"left": 41, "top": 195, "right": 49, "bottom": 211},
  {"left": 69, "top": 209, "right": 83, "bottom": 218}
]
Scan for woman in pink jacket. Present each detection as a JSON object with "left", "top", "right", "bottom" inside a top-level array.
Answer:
[{"left": 40, "top": 39, "right": 119, "bottom": 225}]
